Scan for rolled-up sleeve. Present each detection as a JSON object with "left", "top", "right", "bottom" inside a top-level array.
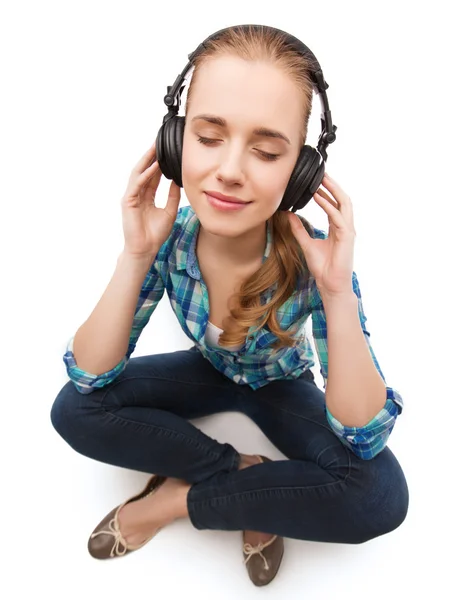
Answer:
[
  {"left": 63, "top": 335, "right": 130, "bottom": 394},
  {"left": 325, "top": 387, "right": 403, "bottom": 460}
]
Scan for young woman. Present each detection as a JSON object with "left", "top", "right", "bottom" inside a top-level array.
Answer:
[{"left": 50, "top": 25, "right": 408, "bottom": 587}]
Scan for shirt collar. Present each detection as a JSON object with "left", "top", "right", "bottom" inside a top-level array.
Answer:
[{"left": 176, "top": 207, "right": 273, "bottom": 280}]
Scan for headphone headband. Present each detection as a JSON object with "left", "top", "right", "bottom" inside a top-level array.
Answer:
[
  {"left": 162, "top": 24, "right": 337, "bottom": 161},
  {"left": 189, "top": 25, "right": 321, "bottom": 85}
]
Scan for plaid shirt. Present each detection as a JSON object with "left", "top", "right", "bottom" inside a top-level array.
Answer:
[{"left": 63, "top": 205, "right": 404, "bottom": 459}]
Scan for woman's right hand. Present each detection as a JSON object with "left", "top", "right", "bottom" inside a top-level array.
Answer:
[{"left": 120, "top": 142, "right": 181, "bottom": 259}]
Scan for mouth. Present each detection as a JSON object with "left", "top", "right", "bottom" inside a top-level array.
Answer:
[{"left": 204, "top": 192, "right": 252, "bottom": 212}]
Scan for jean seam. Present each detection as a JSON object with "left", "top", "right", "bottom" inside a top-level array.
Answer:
[
  {"left": 186, "top": 478, "right": 351, "bottom": 530},
  {"left": 188, "top": 477, "right": 351, "bottom": 509},
  {"left": 230, "top": 451, "right": 241, "bottom": 471},
  {"left": 102, "top": 375, "right": 233, "bottom": 393},
  {"left": 98, "top": 403, "right": 224, "bottom": 462}
]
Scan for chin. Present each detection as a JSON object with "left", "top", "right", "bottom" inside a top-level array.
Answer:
[
  {"left": 193, "top": 208, "right": 247, "bottom": 236},
  {"left": 200, "top": 215, "right": 247, "bottom": 236}
]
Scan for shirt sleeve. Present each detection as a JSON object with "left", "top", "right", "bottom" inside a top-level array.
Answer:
[
  {"left": 63, "top": 260, "right": 165, "bottom": 394},
  {"left": 310, "top": 234, "right": 404, "bottom": 459}
]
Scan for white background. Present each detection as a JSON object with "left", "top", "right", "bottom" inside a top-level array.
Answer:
[{"left": 1, "top": 0, "right": 454, "bottom": 597}]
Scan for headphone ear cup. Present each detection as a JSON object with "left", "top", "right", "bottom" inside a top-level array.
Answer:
[
  {"left": 156, "top": 116, "right": 185, "bottom": 187},
  {"left": 279, "top": 145, "right": 325, "bottom": 212}
]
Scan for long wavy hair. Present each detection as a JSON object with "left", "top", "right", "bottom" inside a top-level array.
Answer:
[{"left": 184, "top": 25, "right": 317, "bottom": 350}]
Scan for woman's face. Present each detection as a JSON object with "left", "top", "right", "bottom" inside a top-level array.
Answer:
[{"left": 182, "top": 55, "right": 304, "bottom": 239}]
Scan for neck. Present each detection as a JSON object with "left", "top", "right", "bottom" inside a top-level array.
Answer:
[{"left": 197, "top": 221, "right": 268, "bottom": 267}]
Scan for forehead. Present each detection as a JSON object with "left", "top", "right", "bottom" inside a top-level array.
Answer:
[{"left": 187, "top": 55, "right": 302, "bottom": 141}]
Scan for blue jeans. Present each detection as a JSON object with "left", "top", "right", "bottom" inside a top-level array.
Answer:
[{"left": 50, "top": 346, "right": 409, "bottom": 543}]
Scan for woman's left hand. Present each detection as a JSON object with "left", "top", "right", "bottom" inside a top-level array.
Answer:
[{"left": 287, "top": 173, "right": 356, "bottom": 296}]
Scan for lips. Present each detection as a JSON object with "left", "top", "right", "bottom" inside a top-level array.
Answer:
[
  {"left": 205, "top": 191, "right": 250, "bottom": 204},
  {"left": 205, "top": 192, "right": 251, "bottom": 212}
]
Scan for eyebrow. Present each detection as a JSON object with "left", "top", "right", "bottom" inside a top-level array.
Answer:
[{"left": 191, "top": 113, "right": 291, "bottom": 145}]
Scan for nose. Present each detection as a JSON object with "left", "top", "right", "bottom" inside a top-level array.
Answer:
[{"left": 215, "top": 143, "right": 246, "bottom": 186}]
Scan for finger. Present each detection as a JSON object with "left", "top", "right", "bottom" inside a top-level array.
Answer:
[
  {"left": 137, "top": 162, "right": 161, "bottom": 187},
  {"left": 165, "top": 180, "right": 181, "bottom": 214},
  {"left": 288, "top": 212, "right": 312, "bottom": 248},
  {"left": 321, "top": 174, "right": 353, "bottom": 222},
  {"left": 133, "top": 142, "right": 157, "bottom": 174},
  {"left": 315, "top": 188, "right": 338, "bottom": 209},
  {"left": 136, "top": 160, "right": 161, "bottom": 191},
  {"left": 314, "top": 192, "right": 346, "bottom": 230},
  {"left": 141, "top": 164, "right": 163, "bottom": 205}
]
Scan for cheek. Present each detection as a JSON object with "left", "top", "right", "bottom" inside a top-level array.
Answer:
[
  {"left": 258, "top": 164, "right": 296, "bottom": 211},
  {"left": 182, "top": 138, "right": 207, "bottom": 185},
  {"left": 258, "top": 164, "right": 293, "bottom": 197},
  {"left": 181, "top": 149, "right": 198, "bottom": 188},
  {"left": 275, "top": 158, "right": 299, "bottom": 194}
]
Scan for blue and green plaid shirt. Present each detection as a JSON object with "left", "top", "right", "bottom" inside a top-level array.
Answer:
[{"left": 63, "top": 205, "right": 403, "bottom": 459}]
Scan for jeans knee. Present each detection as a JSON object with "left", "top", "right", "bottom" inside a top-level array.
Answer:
[
  {"left": 380, "top": 455, "right": 409, "bottom": 537},
  {"left": 384, "top": 478, "right": 409, "bottom": 535},
  {"left": 50, "top": 380, "right": 92, "bottom": 448},
  {"left": 357, "top": 467, "right": 409, "bottom": 543},
  {"left": 50, "top": 382, "right": 72, "bottom": 436}
]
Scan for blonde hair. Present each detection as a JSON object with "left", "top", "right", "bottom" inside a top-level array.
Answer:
[{"left": 185, "top": 25, "right": 317, "bottom": 350}]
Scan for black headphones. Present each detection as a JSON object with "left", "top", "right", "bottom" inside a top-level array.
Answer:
[{"left": 155, "top": 24, "right": 337, "bottom": 213}]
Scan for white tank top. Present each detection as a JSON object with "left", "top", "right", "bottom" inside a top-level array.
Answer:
[{"left": 204, "top": 321, "right": 244, "bottom": 351}]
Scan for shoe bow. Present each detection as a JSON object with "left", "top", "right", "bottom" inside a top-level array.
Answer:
[
  {"left": 90, "top": 516, "right": 128, "bottom": 558},
  {"left": 243, "top": 534, "right": 278, "bottom": 571}
]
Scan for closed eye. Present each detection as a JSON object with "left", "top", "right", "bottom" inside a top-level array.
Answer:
[{"left": 196, "top": 136, "right": 280, "bottom": 162}]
